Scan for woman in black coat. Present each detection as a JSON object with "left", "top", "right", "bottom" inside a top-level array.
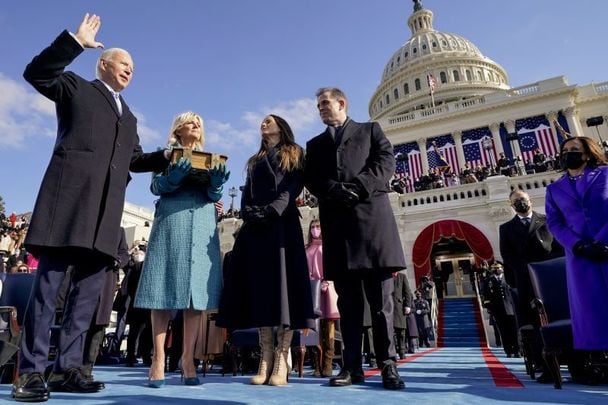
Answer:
[{"left": 217, "top": 114, "right": 315, "bottom": 386}]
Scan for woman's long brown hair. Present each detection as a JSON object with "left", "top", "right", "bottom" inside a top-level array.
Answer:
[{"left": 246, "top": 114, "right": 303, "bottom": 174}]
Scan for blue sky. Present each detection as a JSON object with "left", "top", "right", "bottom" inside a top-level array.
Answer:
[{"left": 2, "top": 0, "right": 607, "bottom": 214}]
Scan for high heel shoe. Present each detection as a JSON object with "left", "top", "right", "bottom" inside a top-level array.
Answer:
[
  {"left": 148, "top": 378, "right": 165, "bottom": 388},
  {"left": 181, "top": 370, "right": 200, "bottom": 386},
  {"left": 183, "top": 376, "right": 200, "bottom": 386}
]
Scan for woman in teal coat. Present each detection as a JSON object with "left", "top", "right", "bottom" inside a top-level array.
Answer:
[{"left": 135, "top": 111, "right": 229, "bottom": 387}]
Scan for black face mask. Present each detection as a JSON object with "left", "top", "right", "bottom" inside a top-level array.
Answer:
[
  {"left": 512, "top": 199, "right": 530, "bottom": 214},
  {"left": 561, "top": 151, "right": 585, "bottom": 170}
]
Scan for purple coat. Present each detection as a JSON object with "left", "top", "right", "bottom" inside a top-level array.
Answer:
[{"left": 545, "top": 166, "right": 608, "bottom": 349}]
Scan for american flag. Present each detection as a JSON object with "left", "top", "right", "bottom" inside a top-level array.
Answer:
[
  {"left": 516, "top": 115, "right": 558, "bottom": 163},
  {"left": 214, "top": 201, "right": 224, "bottom": 216},
  {"left": 394, "top": 142, "right": 423, "bottom": 192},
  {"left": 426, "top": 135, "right": 459, "bottom": 173},
  {"left": 462, "top": 127, "right": 496, "bottom": 168},
  {"left": 427, "top": 73, "right": 436, "bottom": 93}
]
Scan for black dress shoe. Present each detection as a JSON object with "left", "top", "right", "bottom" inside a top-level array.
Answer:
[
  {"left": 381, "top": 360, "right": 405, "bottom": 390},
  {"left": 12, "top": 372, "right": 49, "bottom": 402},
  {"left": 47, "top": 368, "right": 105, "bottom": 393},
  {"left": 536, "top": 372, "right": 554, "bottom": 384},
  {"left": 329, "top": 369, "right": 365, "bottom": 386},
  {"left": 125, "top": 354, "right": 138, "bottom": 367}
]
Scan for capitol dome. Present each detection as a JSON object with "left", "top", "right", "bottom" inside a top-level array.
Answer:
[{"left": 369, "top": 0, "right": 510, "bottom": 120}]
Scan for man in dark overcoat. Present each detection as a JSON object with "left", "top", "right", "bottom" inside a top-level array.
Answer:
[
  {"left": 305, "top": 87, "right": 406, "bottom": 389},
  {"left": 499, "top": 190, "right": 563, "bottom": 321},
  {"left": 12, "top": 14, "right": 168, "bottom": 402},
  {"left": 483, "top": 263, "right": 519, "bottom": 358},
  {"left": 499, "top": 189, "right": 563, "bottom": 381},
  {"left": 392, "top": 271, "right": 418, "bottom": 358}
]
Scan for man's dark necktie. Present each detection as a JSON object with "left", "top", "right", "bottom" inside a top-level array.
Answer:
[
  {"left": 521, "top": 217, "right": 531, "bottom": 227},
  {"left": 329, "top": 125, "right": 343, "bottom": 146}
]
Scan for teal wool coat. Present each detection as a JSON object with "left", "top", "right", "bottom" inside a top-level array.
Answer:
[{"left": 135, "top": 171, "right": 223, "bottom": 311}]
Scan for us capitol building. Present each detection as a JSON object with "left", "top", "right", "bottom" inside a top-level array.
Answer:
[{"left": 123, "top": 1, "right": 607, "bottom": 296}]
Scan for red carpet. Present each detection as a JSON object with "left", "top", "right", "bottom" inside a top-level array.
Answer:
[
  {"left": 481, "top": 347, "right": 524, "bottom": 388},
  {"left": 471, "top": 297, "right": 523, "bottom": 388}
]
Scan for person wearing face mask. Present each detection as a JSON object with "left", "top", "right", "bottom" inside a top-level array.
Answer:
[
  {"left": 305, "top": 219, "right": 340, "bottom": 377},
  {"left": 499, "top": 189, "right": 563, "bottom": 380},
  {"left": 483, "top": 262, "right": 519, "bottom": 358},
  {"left": 545, "top": 136, "right": 608, "bottom": 350}
]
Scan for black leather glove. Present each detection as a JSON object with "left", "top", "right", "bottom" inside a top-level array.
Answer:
[
  {"left": 573, "top": 240, "right": 608, "bottom": 261},
  {"left": 327, "top": 182, "right": 360, "bottom": 207},
  {"left": 242, "top": 205, "right": 276, "bottom": 224}
]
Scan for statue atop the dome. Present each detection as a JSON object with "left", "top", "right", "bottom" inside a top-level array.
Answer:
[{"left": 413, "top": 0, "right": 424, "bottom": 12}]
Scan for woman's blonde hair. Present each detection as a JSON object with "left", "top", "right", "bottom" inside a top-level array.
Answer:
[
  {"left": 168, "top": 111, "right": 204, "bottom": 150},
  {"left": 246, "top": 114, "right": 303, "bottom": 173}
]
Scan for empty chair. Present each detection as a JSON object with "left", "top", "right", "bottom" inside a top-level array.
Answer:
[
  {"left": 0, "top": 272, "right": 36, "bottom": 383},
  {"left": 528, "top": 257, "right": 571, "bottom": 388}
]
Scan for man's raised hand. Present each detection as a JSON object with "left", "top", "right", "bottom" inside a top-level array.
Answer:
[{"left": 74, "top": 13, "right": 104, "bottom": 49}]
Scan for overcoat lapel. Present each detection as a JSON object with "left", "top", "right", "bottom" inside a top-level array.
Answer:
[{"left": 92, "top": 80, "right": 122, "bottom": 117}]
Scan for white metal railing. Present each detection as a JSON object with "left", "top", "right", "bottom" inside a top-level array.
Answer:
[
  {"left": 473, "top": 272, "right": 490, "bottom": 348},
  {"left": 429, "top": 285, "right": 439, "bottom": 347}
]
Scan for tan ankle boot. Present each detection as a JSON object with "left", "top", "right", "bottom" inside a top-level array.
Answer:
[
  {"left": 322, "top": 320, "right": 335, "bottom": 377},
  {"left": 250, "top": 327, "right": 274, "bottom": 385},
  {"left": 269, "top": 328, "right": 293, "bottom": 386}
]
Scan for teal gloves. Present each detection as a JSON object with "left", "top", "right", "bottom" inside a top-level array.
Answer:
[
  {"left": 209, "top": 164, "right": 230, "bottom": 188},
  {"left": 167, "top": 157, "right": 191, "bottom": 186}
]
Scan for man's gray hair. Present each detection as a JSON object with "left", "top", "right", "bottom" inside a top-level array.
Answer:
[
  {"left": 315, "top": 87, "right": 348, "bottom": 102},
  {"left": 95, "top": 48, "right": 131, "bottom": 79}
]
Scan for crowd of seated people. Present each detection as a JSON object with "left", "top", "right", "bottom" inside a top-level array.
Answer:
[
  {"left": 219, "top": 190, "right": 318, "bottom": 222},
  {"left": 391, "top": 150, "right": 562, "bottom": 194},
  {"left": 296, "top": 189, "right": 318, "bottom": 208},
  {"left": 0, "top": 212, "right": 33, "bottom": 276}
]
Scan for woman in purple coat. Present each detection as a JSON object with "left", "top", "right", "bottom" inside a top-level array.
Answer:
[{"left": 545, "top": 136, "right": 608, "bottom": 350}]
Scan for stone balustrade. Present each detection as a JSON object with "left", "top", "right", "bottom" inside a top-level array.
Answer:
[{"left": 398, "top": 171, "right": 562, "bottom": 213}]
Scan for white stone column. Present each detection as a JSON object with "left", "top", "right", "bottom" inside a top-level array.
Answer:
[
  {"left": 417, "top": 138, "right": 430, "bottom": 174},
  {"left": 452, "top": 130, "right": 466, "bottom": 170},
  {"left": 505, "top": 120, "right": 524, "bottom": 175},
  {"left": 564, "top": 107, "right": 584, "bottom": 137},
  {"left": 545, "top": 111, "right": 562, "bottom": 146},
  {"left": 489, "top": 122, "right": 504, "bottom": 156}
]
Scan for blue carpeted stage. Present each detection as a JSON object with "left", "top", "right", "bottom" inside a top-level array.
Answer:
[{"left": 1, "top": 347, "right": 607, "bottom": 404}]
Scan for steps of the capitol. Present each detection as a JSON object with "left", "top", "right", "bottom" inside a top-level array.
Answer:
[{"left": 438, "top": 297, "right": 484, "bottom": 347}]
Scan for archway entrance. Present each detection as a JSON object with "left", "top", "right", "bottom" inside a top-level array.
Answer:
[
  {"left": 432, "top": 237, "right": 476, "bottom": 298},
  {"left": 412, "top": 220, "right": 494, "bottom": 297}
]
